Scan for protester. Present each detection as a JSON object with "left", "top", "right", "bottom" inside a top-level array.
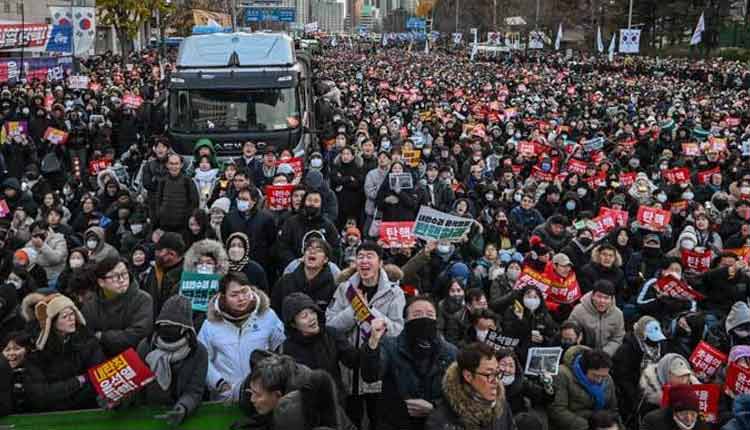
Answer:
[
  {"left": 142, "top": 232, "right": 185, "bottom": 317},
  {"left": 641, "top": 384, "right": 710, "bottom": 430},
  {"left": 569, "top": 281, "right": 625, "bottom": 356},
  {"left": 272, "top": 238, "right": 336, "bottom": 313}
]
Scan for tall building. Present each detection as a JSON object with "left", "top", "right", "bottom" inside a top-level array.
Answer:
[
  {"left": 359, "top": 3, "right": 380, "bottom": 31},
  {"left": 311, "top": 0, "right": 344, "bottom": 33},
  {"left": 345, "top": 0, "right": 363, "bottom": 32}
]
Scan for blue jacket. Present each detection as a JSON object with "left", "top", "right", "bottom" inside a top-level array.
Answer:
[
  {"left": 509, "top": 205, "right": 544, "bottom": 234},
  {"left": 722, "top": 394, "right": 750, "bottom": 430}
]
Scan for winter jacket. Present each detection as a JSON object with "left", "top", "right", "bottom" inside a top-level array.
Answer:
[
  {"left": 24, "top": 228, "right": 67, "bottom": 284},
  {"left": 135, "top": 335, "right": 208, "bottom": 417},
  {"left": 182, "top": 238, "right": 230, "bottom": 277},
  {"left": 578, "top": 247, "right": 627, "bottom": 296},
  {"left": 639, "top": 357, "right": 700, "bottom": 413},
  {"left": 271, "top": 386, "right": 357, "bottom": 430},
  {"left": 532, "top": 221, "right": 571, "bottom": 252},
  {"left": 276, "top": 212, "right": 341, "bottom": 269},
  {"left": 362, "top": 332, "right": 457, "bottom": 430},
  {"left": 642, "top": 408, "right": 710, "bottom": 430},
  {"left": 547, "top": 346, "right": 618, "bottom": 430},
  {"left": 304, "top": 170, "right": 339, "bottom": 224},
  {"left": 364, "top": 167, "right": 388, "bottom": 217},
  {"left": 197, "top": 289, "right": 285, "bottom": 401},
  {"left": 722, "top": 393, "right": 750, "bottom": 430},
  {"left": 326, "top": 267, "right": 405, "bottom": 395},
  {"left": 142, "top": 260, "right": 184, "bottom": 319},
  {"left": 696, "top": 266, "right": 750, "bottom": 318},
  {"left": 425, "top": 362, "right": 515, "bottom": 430},
  {"left": 501, "top": 293, "right": 559, "bottom": 364},
  {"left": 612, "top": 332, "right": 664, "bottom": 422},
  {"left": 375, "top": 174, "right": 421, "bottom": 222},
  {"left": 271, "top": 263, "right": 337, "bottom": 314},
  {"left": 436, "top": 298, "right": 470, "bottom": 346},
  {"left": 221, "top": 207, "right": 277, "bottom": 269},
  {"left": 509, "top": 205, "right": 545, "bottom": 236},
  {"left": 330, "top": 157, "right": 366, "bottom": 224},
  {"left": 560, "top": 238, "right": 594, "bottom": 269},
  {"left": 0, "top": 357, "right": 10, "bottom": 417},
  {"left": 420, "top": 179, "right": 455, "bottom": 213},
  {"left": 84, "top": 226, "right": 120, "bottom": 263},
  {"left": 24, "top": 330, "right": 105, "bottom": 412},
  {"left": 1, "top": 177, "right": 36, "bottom": 214},
  {"left": 636, "top": 277, "right": 696, "bottom": 324},
  {"left": 81, "top": 281, "right": 153, "bottom": 357},
  {"left": 155, "top": 173, "right": 199, "bottom": 231},
  {"left": 569, "top": 291, "right": 626, "bottom": 356}
]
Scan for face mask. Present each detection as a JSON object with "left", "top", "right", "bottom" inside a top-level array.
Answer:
[
  {"left": 229, "top": 247, "right": 245, "bottom": 261},
  {"left": 514, "top": 193, "right": 523, "bottom": 203},
  {"left": 507, "top": 268, "right": 521, "bottom": 281},
  {"left": 475, "top": 329, "right": 489, "bottom": 341},
  {"left": 86, "top": 239, "right": 99, "bottom": 250},
  {"left": 437, "top": 244, "right": 451, "bottom": 254},
  {"left": 629, "top": 159, "right": 640, "bottom": 168},
  {"left": 674, "top": 416, "right": 696, "bottom": 430},
  {"left": 561, "top": 340, "right": 576, "bottom": 350},
  {"left": 405, "top": 317, "right": 437, "bottom": 349},
  {"left": 310, "top": 158, "right": 323, "bottom": 169},
  {"left": 578, "top": 237, "right": 593, "bottom": 247},
  {"left": 69, "top": 257, "right": 84, "bottom": 269},
  {"left": 523, "top": 297, "right": 541, "bottom": 311},
  {"left": 565, "top": 201, "right": 576, "bottom": 210},
  {"left": 681, "top": 240, "right": 695, "bottom": 251},
  {"left": 485, "top": 192, "right": 494, "bottom": 201},
  {"left": 735, "top": 329, "right": 750, "bottom": 338},
  {"left": 157, "top": 325, "right": 183, "bottom": 343},
  {"left": 500, "top": 373, "right": 515, "bottom": 386},
  {"left": 381, "top": 141, "right": 391, "bottom": 151},
  {"left": 423, "top": 149, "right": 431, "bottom": 157},
  {"left": 237, "top": 200, "right": 250, "bottom": 212},
  {"left": 657, "top": 193, "right": 668, "bottom": 203},
  {"left": 448, "top": 295, "right": 465, "bottom": 308},
  {"left": 131, "top": 223, "right": 143, "bottom": 235},
  {"left": 577, "top": 188, "right": 587, "bottom": 198},
  {"left": 682, "top": 192, "right": 694, "bottom": 201},
  {"left": 196, "top": 264, "right": 215, "bottom": 274},
  {"left": 303, "top": 206, "right": 321, "bottom": 219},
  {"left": 6, "top": 277, "right": 21, "bottom": 289}
]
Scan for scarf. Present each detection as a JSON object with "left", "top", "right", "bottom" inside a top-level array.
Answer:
[
  {"left": 215, "top": 292, "right": 257, "bottom": 323},
  {"left": 572, "top": 354, "right": 606, "bottom": 411},
  {"left": 145, "top": 336, "right": 191, "bottom": 391}
]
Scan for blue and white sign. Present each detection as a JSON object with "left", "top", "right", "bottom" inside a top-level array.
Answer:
[
  {"left": 245, "top": 8, "right": 296, "bottom": 23},
  {"left": 406, "top": 18, "right": 426, "bottom": 30},
  {"left": 45, "top": 25, "right": 73, "bottom": 53}
]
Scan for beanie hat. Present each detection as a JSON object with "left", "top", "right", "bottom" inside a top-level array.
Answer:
[
  {"left": 593, "top": 280, "right": 616, "bottom": 297},
  {"left": 678, "top": 226, "right": 699, "bottom": 248},
  {"left": 729, "top": 345, "right": 750, "bottom": 364},
  {"left": 155, "top": 295, "right": 195, "bottom": 335},
  {"left": 34, "top": 293, "right": 85, "bottom": 350},
  {"left": 669, "top": 385, "right": 700, "bottom": 412},
  {"left": 529, "top": 235, "right": 550, "bottom": 256},
  {"left": 281, "top": 292, "right": 320, "bottom": 327},
  {"left": 13, "top": 249, "right": 29, "bottom": 265},
  {"left": 449, "top": 262, "right": 471, "bottom": 283},
  {"left": 345, "top": 227, "right": 361, "bottom": 240},
  {"left": 210, "top": 197, "right": 231, "bottom": 214},
  {"left": 155, "top": 232, "right": 186, "bottom": 255},
  {"left": 726, "top": 302, "right": 750, "bottom": 333}
]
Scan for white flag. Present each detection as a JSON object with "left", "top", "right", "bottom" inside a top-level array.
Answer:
[
  {"left": 425, "top": 39, "right": 429, "bottom": 54},
  {"left": 555, "top": 23, "right": 563, "bottom": 51},
  {"left": 691, "top": 12, "right": 705, "bottom": 45},
  {"left": 608, "top": 33, "right": 616, "bottom": 61},
  {"left": 619, "top": 29, "right": 641, "bottom": 53},
  {"left": 597, "top": 26, "right": 604, "bottom": 53}
]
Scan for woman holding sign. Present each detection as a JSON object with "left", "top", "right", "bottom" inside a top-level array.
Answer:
[{"left": 375, "top": 161, "right": 420, "bottom": 222}]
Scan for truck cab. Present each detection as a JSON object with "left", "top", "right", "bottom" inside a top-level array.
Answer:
[{"left": 167, "top": 32, "right": 315, "bottom": 158}]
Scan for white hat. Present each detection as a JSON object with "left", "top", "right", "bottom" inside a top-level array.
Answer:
[{"left": 210, "top": 197, "right": 231, "bottom": 214}]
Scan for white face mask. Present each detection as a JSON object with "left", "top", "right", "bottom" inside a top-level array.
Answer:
[
  {"left": 657, "top": 193, "right": 668, "bottom": 203},
  {"left": 577, "top": 188, "right": 587, "bottom": 198},
  {"left": 69, "top": 257, "right": 84, "bottom": 269},
  {"left": 86, "top": 239, "right": 98, "bottom": 250},
  {"left": 437, "top": 244, "right": 451, "bottom": 254},
  {"left": 523, "top": 297, "right": 541, "bottom": 311},
  {"left": 500, "top": 373, "right": 515, "bottom": 386},
  {"left": 475, "top": 329, "right": 489, "bottom": 341},
  {"left": 507, "top": 268, "right": 521, "bottom": 281},
  {"left": 681, "top": 239, "right": 695, "bottom": 251},
  {"left": 310, "top": 158, "right": 323, "bottom": 169},
  {"left": 196, "top": 264, "right": 215, "bottom": 274},
  {"left": 237, "top": 200, "right": 250, "bottom": 212},
  {"left": 674, "top": 416, "right": 696, "bottom": 430},
  {"left": 228, "top": 247, "right": 245, "bottom": 261},
  {"left": 131, "top": 224, "right": 143, "bottom": 235}
]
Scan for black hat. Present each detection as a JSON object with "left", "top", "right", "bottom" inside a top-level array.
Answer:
[
  {"left": 281, "top": 292, "right": 320, "bottom": 326},
  {"left": 593, "top": 280, "right": 615, "bottom": 297},
  {"left": 155, "top": 232, "right": 186, "bottom": 255},
  {"left": 155, "top": 295, "right": 195, "bottom": 335}
]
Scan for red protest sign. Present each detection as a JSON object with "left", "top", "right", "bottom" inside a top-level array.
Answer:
[
  {"left": 637, "top": 206, "right": 671, "bottom": 232},
  {"left": 598, "top": 207, "right": 629, "bottom": 227},
  {"left": 43, "top": 127, "right": 68, "bottom": 145},
  {"left": 567, "top": 158, "right": 588, "bottom": 175},
  {"left": 513, "top": 265, "right": 581, "bottom": 305},
  {"left": 724, "top": 362, "right": 750, "bottom": 397},
  {"left": 276, "top": 157, "right": 303, "bottom": 179},
  {"left": 682, "top": 143, "right": 700, "bottom": 156},
  {"left": 518, "top": 141, "right": 535, "bottom": 157},
  {"left": 88, "top": 159, "right": 112, "bottom": 176},
  {"left": 661, "top": 384, "right": 721, "bottom": 423},
  {"left": 0, "top": 200, "right": 9, "bottom": 218},
  {"left": 531, "top": 166, "right": 554, "bottom": 183},
  {"left": 122, "top": 95, "right": 143, "bottom": 109},
  {"left": 619, "top": 172, "right": 636, "bottom": 187},
  {"left": 655, "top": 274, "right": 705, "bottom": 301},
  {"left": 696, "top": 166, "right": 720, "bottom": 186},
  {"left": 689, "top": 341, "right": 727, "bottom": 381},
  {"left": 590, "top": 214, "right": 618, "bottom": 241},
  {"left": 662, "top": 167, "right": 691, "bottom": 185},
  {"left": 87, "top": 348, "right": 154, "bottom": 407},
  {"left": 379, "top": 221, "right": 416, "bottom": 248},
  {"left": 44, "top": 95, "right": 54, "bottom": 111},
  {"left": 681, "top": 249, "right": 713, "bottom": 274},
  {"left": 727, "top": 117, "right": 742, "bottom": 127},
  {"left": 264, "top": 184, "right": 295, "bottom": 210}
]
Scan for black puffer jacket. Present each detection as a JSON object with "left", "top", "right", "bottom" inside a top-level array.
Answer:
[
  {"left": 271, "top": 263, "right": 336, "bottom": 314},
  {"left": 155, "top": 173, "right": 198, "bottom": 231},
  {"left": 276, "top": 212, "right": 341, "bottom": 268}
]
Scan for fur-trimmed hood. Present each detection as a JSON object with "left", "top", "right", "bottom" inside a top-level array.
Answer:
[
  {"left": 206, "top": 286, "right": 270, "bottom": 322},
  {"left": 589, "top": 245, "right": 623, "bottom": 267},
  {"left": 639, "top": 359, "right": 699, "bottom": 406},
  {"left": 21, "top": 291, "right": 49, "bottom": 322},
  {"left": 334, "top": 263, "right": 403, "bottom": 285},
  {"left": 183, "top": 239, "right": 230, "bottom": 276},
  {"left": 441, "top": 362, "right": 506, "bottom": 429}
]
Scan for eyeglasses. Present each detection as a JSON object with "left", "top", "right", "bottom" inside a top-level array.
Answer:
[
  {"left": 473, "top": 370, "right": 502, "bottom": 381},
  {"left": 104, "top": 271, "right": 129, "bottom": 282}
]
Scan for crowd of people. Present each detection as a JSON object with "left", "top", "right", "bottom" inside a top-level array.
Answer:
[{"left": 3, "top": 39, "right": 750, "bottom": 430}]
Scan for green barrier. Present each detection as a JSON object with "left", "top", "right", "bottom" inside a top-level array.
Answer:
[{"left": 0, "top": 401, "right": 244, "bottom": 430}]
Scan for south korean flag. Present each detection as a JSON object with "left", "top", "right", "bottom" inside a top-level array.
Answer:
[
  {"left": 452, "top": 32, "right": 463, "bottom": 45},
  {"left": 619, "top": 29, "right": 641, "bottom": 54}
]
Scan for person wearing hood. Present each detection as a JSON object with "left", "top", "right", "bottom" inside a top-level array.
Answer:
[
  {"left": 639, "top": 353, "right": 699, "bottom": 418},
  {"left": 221, "top": 187, "right": 277, "bottom": 270},
  {"left": 531, "top": 215, "right": 572, "bottom": 253},
  {"left": 24, "top": 220, "right": 67, "bottom": 287},
  {"left": 375, "top": 161, "right": 421, "bottom": 222},
  {"left": 719, "top": 199, "right": 750, "bottom": 240},
  {"left": 183, "top": 209, "right": 218, "bottom": 249},
  {"left": 81, "top": 256, "right": 153, "bottom": 357},
  {"left": 326, "top": 241, "right": 405, "bottom": 429},
  {"left": 272, "top": 238, "right": 336, "bottom": 314},
  {"left": 560, "top": 228, "right": 595, "bottom": 269},
  {"left": 608, "top": 227, "right": 635, "bottom": 269},
  {"left": 154, "top": 153, "right": 199, "bottom": 233},
  {"left": 547, "top": 347, "right": 618, "bottom": 430},
  {"left": 225, "top": 232, "right": 269, "bottom": 293},
  {"left": 502, "top": 285, "right": 559, "bottom": 364},
  {"left": 141, "top": 138, "right": 170, "bottom": 221},
  {"left": 642, "top": 384, "right": 710, "bottom": 430},
  {"left": 189, "top": 137, "right": 222, "bottom": 175},
  {"left": 579, "top": 244, "right": 627, "bottom": 298},
  {"left": 83, "top": 225, "right": 119, "bottom": 263},
  {"left": 197, "top": 271, "right": 285, "bottom": 401},
  {"left": 276, "top": 189, "right": 341, "bottom": 268},
  {"left": 209, "top": 197, "right": 231, "bottom": 243},
  {"left": 495, "top": 348, "right": 555, "bottom": 425},
  {"left": 119, "top": 209, "right": 151, "bottom": 256},
  {"left": 612, "top": 316, "right": 667, "bottom": 424},
  {"left": 304, "top": 169, "right": 339, "bottom": 225},
  {"left": 281, "top": 292, "right": 377, "bottom": 399},
  {"left": 569, "top": 280, "right": 625, "bottom": 356},
  {"left": 637, "top": 259, "right": 696, "bottom": 325},
  {"left": 23, "top": 293, "right": 105, "bottom": 411},
  {"left": 135, "top": 295, "right": 207, "bottom": 427},
  {"left": 364, "top": 150, "right": 391, "bottom": 234},
  {"left": 625, "top": 233, "right": 668, "bottom": 292},
  {"left": 362, "top": 296, "right": 457, "bottom": 430},
  {"left": 330, "top": 145, "right": 366, "bottom": 228},
  {"left": 489, "top": 259, "right": 524, "bottom": 315},
  {"left": 437, "top": 279, "right": 471, "bottom": 345},
  {"left": 182, "top": 238, "right": 231, "bottom": 328},
  {"left": 716, "top": 301, "right": 750, "bottom": 351},
  {"left": 425, "top": 342, "right": 515, "bottom": 430}
]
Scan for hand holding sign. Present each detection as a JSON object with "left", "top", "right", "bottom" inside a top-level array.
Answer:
[{"left": 368, "top": 318, "right": 387, "bottom": 349}]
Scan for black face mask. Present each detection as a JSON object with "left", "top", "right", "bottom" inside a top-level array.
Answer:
[
  {"left": 578, "top": 237, "right": 593, "bottom": 247},
  {"left": 157, "top": 325, "right": 183, "bottom": 343},
  {"left": 643, "top": 247, "right": 661, "bottom": 258},
  {"left": 303, "top": 206, "right": 321, "bottom": 220},
  {"left": 405, "top": 317, "right": 437, "bottom": 354}
]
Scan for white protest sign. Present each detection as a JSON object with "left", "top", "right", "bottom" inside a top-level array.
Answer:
[
  {"left": 413, "top": 206, "right": 474, "bottom": 242},
  {"left": 389, "top": 173, "right": 413, "bottom": 190},
  {"left": 524, "top": 347, "right": 563, "bottom": 376},
  {"left": 68, "top": 75, "right": 89, "bottom": 89}
]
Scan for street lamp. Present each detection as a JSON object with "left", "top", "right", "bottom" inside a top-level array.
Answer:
[{"left": 19, "top": 0, "right": 24, "bottom": 80}]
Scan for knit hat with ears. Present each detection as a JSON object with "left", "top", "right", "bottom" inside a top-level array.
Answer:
[{"left": 34, "top": 293, "right": 86, "bottom": 350}]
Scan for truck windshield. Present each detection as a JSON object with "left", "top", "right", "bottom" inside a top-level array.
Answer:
[{"left": 169, "top": 88, "right": 300, "bottom": 133}]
